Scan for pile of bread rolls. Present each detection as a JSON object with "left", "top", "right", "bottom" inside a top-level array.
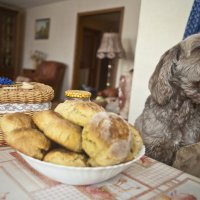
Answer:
[{"left": 0, "top": 100, "right": 143, "bottom": 167}]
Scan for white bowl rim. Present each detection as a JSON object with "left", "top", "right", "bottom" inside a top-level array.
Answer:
[{"left": 18, "top": 145, "right": 145, "bottom": 171}]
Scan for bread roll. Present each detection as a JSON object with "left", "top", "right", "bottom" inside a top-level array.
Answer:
[
  {"left": 0, "top": 113, "right": 32, "bottom": 135},
  {"left": 125, "top": 125, "right": 144, "bottom": 161},
  {"left": 82, "top": 112, "right": 132, "bottom": 166},
  {"left": 54, "top": 100, "right": 105, "bottom": 127},
  {"left": 33, "top": 110, "right": 82, "bottom": 152},
  {"left": 32, "top": 110, "right": 61, "bottom": 131},
  {"left": 44, "top": 148, "right": 87, "bottom": 167},
  {"left": 6, "top": 128, "right": 50, "bottom": 160}
]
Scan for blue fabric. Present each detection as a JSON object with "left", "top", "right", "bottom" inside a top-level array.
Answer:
[
  {"left": 183, "top": 0, "right": 200, "bottom": 39},
  {"left": 0, "top": 77, "right": 14, "bottom": 85}
]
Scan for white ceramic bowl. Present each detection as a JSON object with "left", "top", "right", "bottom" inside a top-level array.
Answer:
[{"left": 18, "top": 146, "right": 145, "bottom": 185}]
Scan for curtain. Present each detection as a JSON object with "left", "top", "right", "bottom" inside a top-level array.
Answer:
[{"left": 183, "top": 0, "right": 200, "bottom": 39}]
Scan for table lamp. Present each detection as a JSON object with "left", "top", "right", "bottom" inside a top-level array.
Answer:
[{"left": 96, "top": 32, "right": 125, "bottom": 87}]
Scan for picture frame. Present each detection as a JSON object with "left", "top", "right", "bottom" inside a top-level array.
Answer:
[{"left": 35, "top": 18, "right": 50, "bottom": 39}]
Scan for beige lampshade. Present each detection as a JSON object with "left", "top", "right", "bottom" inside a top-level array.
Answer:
[{"left": 97, "top": 32, "right": 125, "bottom": 59}]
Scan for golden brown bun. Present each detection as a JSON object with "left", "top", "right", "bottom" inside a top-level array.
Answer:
[
  {"left": 82, "top": 112, "right": 132, "bottom": 166},
  {"left": 54, "top": 100, "right": 105, "bottom": 127},
  {"left": 0, "top": 113, "right": 32, "bottom": 135},
  {"left": 6, "top": 128, "right": 50, "bottom": 160},
  {"left": 125, "top": 125, "right": 144, "bottom": 162},
  {"left": 33, "top": 110, "right": 82, "bottom": 152},
  {"left": 32, "top": 110, "right": 61, "bottom": 131},
  {"left": 44, "top": 148, "right": 87, "bottom": 167}
]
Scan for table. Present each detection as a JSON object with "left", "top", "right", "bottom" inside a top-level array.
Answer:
[{"left": 0, "top": 146, "right": 200, "bottom": 200}]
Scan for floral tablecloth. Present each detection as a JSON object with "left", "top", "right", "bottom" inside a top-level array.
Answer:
[{"left": 0, "top": 146, "right": 200, "bottom": 200}]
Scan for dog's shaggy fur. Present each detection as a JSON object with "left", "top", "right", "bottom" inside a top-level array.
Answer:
[{"left": 135, "top": 34, "right": 200, "bottom": 165}]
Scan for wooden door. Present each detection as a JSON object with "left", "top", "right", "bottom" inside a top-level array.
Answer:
[{"left": 80, "top": 28, "right": 102, "bottom": 89}]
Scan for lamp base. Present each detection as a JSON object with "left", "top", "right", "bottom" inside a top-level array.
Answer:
[{"left": 106, "top": 64, "right": 112, "bottom": 87}]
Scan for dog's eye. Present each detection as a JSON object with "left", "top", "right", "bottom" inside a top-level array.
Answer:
[
  {"left": 171, "top": 62, "right": 177, "bottom": 75},
  {"left": 172, "top": 62, "right": 177, "bottom": 68}
]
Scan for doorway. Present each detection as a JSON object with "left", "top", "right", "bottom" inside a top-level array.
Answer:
[{"left": 72, "top": 7, "right": 124, "bottom": 94}]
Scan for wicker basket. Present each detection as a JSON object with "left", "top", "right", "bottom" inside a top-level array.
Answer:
[{"left": 0, "top": 82, "right": 54, "bottom": 146}]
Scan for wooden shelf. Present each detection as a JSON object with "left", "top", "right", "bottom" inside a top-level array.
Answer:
[{"left": 0, "top": 6, "right": 24, "bottom": 79}]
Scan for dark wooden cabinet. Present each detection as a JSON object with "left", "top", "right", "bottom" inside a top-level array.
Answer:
[{"left": 0, "top": 6, "right": 24, "bottom": 79}]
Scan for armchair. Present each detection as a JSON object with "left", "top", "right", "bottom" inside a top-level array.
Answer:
[{"left": 20, "top": 61, "right": 66, "bottom": 100}]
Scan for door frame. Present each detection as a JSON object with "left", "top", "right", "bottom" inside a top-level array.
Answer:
[{"left": 71, "top": 7, "right": 124, "bottom": 89}]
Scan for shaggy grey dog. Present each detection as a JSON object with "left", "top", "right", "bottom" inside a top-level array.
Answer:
[{"left": 135, "top": 34, "right": 200, "bottom": 165}]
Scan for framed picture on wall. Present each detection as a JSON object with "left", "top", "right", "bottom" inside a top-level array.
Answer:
[{"left": 35, "top": 18, "right": 50, "bottom": 39}]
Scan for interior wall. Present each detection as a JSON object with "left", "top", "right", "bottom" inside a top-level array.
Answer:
[
  {"left": 22, "top": 0, "right": 141, "bottom": 100},
  {"left": 128, "top": 0, "right": 194, "bottom": 123}
]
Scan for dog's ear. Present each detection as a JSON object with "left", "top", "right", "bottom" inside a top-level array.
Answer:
[
  {"left": 149, "top": 45, "right": 181, "bottom": 105},
  {"left": 181, "top": 33, "right": 200, "bottom": 57}
]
